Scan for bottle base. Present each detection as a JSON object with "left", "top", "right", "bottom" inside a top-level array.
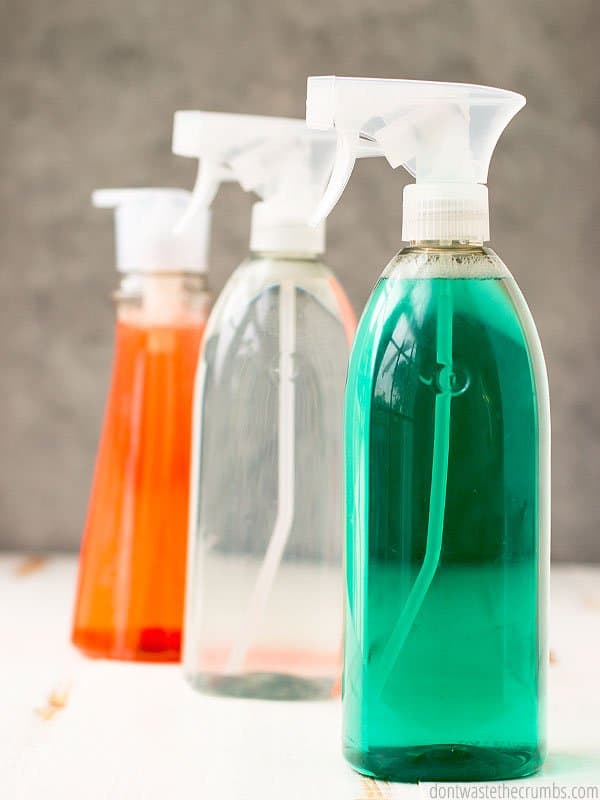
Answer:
[
  {"left": 344, "top": 744, "right": 544, "bottom": 782},
  {"left": 72, "top": 627, "right": 181, "bottom": 663},
  {"left": 186, "top": 671, "right": 337, "bottom": 701}
]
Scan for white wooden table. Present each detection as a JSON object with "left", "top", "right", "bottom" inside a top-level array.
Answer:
[{"left": 1, "top": 556, "right": 599, "bottom": 799}]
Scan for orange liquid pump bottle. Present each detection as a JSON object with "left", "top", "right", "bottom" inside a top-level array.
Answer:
[{"left": 72, "top": 188, "right": 213, "bottom": 661}]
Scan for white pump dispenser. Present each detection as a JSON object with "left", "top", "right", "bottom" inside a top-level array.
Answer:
[
  {"left": 93, "top": 188, "right": 210, "bottom": 273},
  {"left": 306, "top": 77, "right": 525, "bottom": 242},
  {"left": 172, "top": 111, "right": 336, "bottom": 255}
]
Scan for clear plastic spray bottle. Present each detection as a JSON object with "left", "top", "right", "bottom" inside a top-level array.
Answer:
[
  {"left": 72, "top": 189, "right": 213, "bottom": 661},
  {"left": 307, "top": 77, "right": 550, "bottom": 780},
  {"left": 172, "top": 112, "right": 356, "bottom": 699}
]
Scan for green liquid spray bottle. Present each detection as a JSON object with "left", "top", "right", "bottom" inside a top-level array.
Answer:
[{"left": 306, "top": 77, "right": 550, "bottom": 781}]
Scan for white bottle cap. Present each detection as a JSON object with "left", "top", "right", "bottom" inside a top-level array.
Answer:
[
  {"left": 249, "top": 203, "right": 325, "bottom": 254},
  {"left": 93, "top": 188, "right": 210, "bottom": 273},
  {"left": 402, "top": 183, "right": 489, "bottom": 242}
]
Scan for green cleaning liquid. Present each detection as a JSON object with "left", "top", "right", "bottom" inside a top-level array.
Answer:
[{"left": 343, "top": 246, "right": 549, "bottom": 782}]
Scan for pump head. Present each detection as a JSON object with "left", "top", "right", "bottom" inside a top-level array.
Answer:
[
  {"left": 172, "top": 111, "right": 336, "bottom": 255},
  {"left": 93, "top": 188, "right": 210, "bottom": 273},
  {"left": 306, "top": 76, "right": 526, "bottom": 242}
]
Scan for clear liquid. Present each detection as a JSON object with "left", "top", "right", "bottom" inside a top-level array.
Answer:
[
  {"left": 344, "top": 251, "right": 549, "bottom": 780},
  {"left": 184, "top": 254, "right": 355, "bottom": 699}
]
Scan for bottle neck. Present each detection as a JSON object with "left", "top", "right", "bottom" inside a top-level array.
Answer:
[
  {"left": 249, "top": 202, "right": 326, "bottom": 256},
  {"left": 249, "top": 249, "right": 321, "bottom": 263},
  {"left": 115, "top": 271, "right": 211, "bottom": 325},
  {"left": 407, "top": 239, "right": 485, "bottom": 250}
]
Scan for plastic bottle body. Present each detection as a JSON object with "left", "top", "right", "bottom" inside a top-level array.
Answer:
[
  {"left": 184, "top": 252, "right": 355, "bottom": 699},
  {"left": 72, "top": 273, "right": 211, "bottom": 661},
  {"left": 343, "top": 245, "right": 549, "bottom": 780}
]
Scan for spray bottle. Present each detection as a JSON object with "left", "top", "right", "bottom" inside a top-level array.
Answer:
[
  {"left": 173, "top": 111, "right": 356, "bottom": 699},
  {"left": 72, "top": 188, "right": 213, "bottom": 661},
  {"left": 306, "top": 77, "right": 550, "bottom": 780}
]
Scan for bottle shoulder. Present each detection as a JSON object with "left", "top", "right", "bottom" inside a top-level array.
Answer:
[
  {"left": 383, "top": 246, "right": 511, "bottom": 280},
  {"left": 115, "top": 272, "right": 211, "bottom": 327},
  {"left": 204, "top": 254, "right": 354, "bottom": 341},
  {"left": 237, "top": 253, "right": 336, "bottom": 281},
  {"left": 350, "top": 247, "right": 547, "bottom": 395}
]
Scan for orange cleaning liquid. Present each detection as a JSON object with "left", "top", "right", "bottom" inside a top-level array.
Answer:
[{"left": 72, "top": 317, "right": 204, "bottom": 661}]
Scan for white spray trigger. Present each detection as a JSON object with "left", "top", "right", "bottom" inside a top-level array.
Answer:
[
  {"left": 173, "top": 111, "right": 337, "bottom": 254},
  {"left": 309, "top": 130, "right": 381, "bottom": 226},
  {"left": 306, "top": 76, "right": 526, "bottom": 241},
  {"left": 175, "top": 161, "right": 234, "bottom": 234},
  {"left": 309, "top": 130, "right": 357, "bottom": 226}
]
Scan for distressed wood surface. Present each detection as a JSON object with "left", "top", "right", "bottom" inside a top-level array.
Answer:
[{"left": 1, "top": 556, "right": 599, "bottom": 799}]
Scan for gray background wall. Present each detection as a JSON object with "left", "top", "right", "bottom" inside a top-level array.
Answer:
[{"left": 1, "top": 0, "right": 598, "bottom": 559}]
